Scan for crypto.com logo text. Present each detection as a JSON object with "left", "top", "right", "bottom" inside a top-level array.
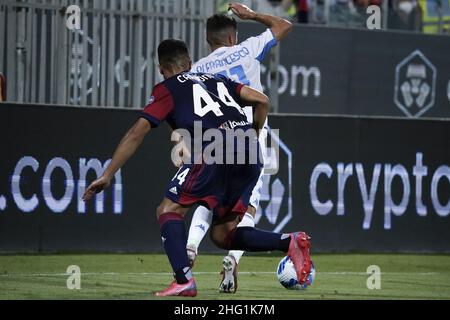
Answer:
[
  {"left": 310, "top": 152, "right": 449, "bottom": 230},
  {"left": 2, "top": 156, "right": 123, "bottom": 215}
]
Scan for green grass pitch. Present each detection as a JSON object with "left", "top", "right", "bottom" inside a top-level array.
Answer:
[{"left": 1, "top": 253, "right": 449, "bottom": 299}]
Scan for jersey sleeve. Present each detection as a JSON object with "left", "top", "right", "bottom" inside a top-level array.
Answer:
[
  {"left": 140, "top": 83, "right": 174, "bottom": 128},
  {"left": 240, "top": 28, "right": 278, "bottom": 62}
]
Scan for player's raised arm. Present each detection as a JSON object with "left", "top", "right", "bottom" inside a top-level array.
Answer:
[
  {"left": 238, "top": 85, "right": 269, "bottom": 134},
  {"left": 228, "top": 2, "right": 292, "bottom": 41},
  {"left": 82, "top": 118, "right": 151, "bottom": 201}
]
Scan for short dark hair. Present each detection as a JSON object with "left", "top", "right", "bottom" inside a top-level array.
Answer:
[
  {"left": 206, "top": 14, "right": 237, "bottom": 46},
  {"left": 157, "top": 39, "right": 190, "bottom": 69}
]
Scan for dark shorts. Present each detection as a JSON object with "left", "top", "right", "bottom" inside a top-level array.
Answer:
[{"left": 165, "top": 162, "right": 262, "bottom": 220}]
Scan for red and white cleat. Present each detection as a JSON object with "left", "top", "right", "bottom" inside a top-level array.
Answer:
[
  {"left": 287, "top": 232, "right": 312, "bottom": 285},
  {"left": 154, "top": 278, "right": 197, "bottom": 297}
]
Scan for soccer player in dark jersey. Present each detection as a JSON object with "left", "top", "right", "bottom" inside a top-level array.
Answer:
[
  {"left": 188, "top": 2, "right": 293, "bottom": 294},
  {"left": 82, "top": 39, "right": 312, "bottom": 297}
]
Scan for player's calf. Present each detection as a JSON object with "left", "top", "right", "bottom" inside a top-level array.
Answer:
[{"left": 157, "top": 207, "right": 196, "bottom": 296}]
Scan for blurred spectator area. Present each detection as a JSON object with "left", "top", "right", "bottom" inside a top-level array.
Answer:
[
  {"left": 218, "top": 0, "right": 295, "bottom": 17},
  {"left": 218, "top": 0, "right": 450, "bottom": 34},
  {"left": 415, "top": 0, "right": 450, "bottom": 33}
]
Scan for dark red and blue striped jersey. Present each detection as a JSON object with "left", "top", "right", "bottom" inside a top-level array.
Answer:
[{"left": 140, "top": 72, "right": 250, "bottom": 134}]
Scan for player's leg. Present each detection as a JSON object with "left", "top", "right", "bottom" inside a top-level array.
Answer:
[
  {"left": 185, "top": 162, "right": 220, "bottom": 266},
  {"left": 225, "top": 187, "right": 259, "bottom": 264},
  {"left": 156, "top": 162, "right": 222, "bottom": 296},
  {"left": 214, "top": 161, "right": 312, "bottom": 289},
  {"left": 155, "top": 162, "right": 214, "bottom": 297},
  {"left": 211, "top": 210, "right": 295, "bottom": 294},
  {"left": 219, "top": 131, "right": 267, "bottom": 292},
  {"left": 219, "top": 206, "right": 256, "bottom": 293},
  {"left": 186, "top": 204, "right": 213, "bottom": 266},
  {"left": 211, "top": 211, "right": 290, "bottom": 253},
  {"left": 154, "top": 197, "right": 197, "bottom": 297},
  {"left": 210, "top": 212, "right": 312, "bottom": 286}
]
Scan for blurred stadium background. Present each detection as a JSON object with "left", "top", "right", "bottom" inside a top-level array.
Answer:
[{"left": 0, "top": 0, "right": 449, "bottom": 299}]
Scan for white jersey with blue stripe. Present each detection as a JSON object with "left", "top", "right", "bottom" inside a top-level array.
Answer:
[{"left": 192, "top": 28, "right": 277, "bottom": 95}]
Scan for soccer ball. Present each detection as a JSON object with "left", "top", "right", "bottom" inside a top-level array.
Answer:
[{"left": 276, "top": 255, "right": 315, "bottom": 290}]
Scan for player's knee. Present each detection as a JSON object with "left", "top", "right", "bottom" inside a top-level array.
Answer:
[
  {"left": 210, "top": 227, "right": 233, "bottom": 250},
  {"left": 155, "top": 198, "right": 188, "bottom": 219},
  {"left": 210, "top": 233, "right": 229, "bottom": 250},
  {"left": 155, "top": 204, "right": 165, "bottom": 219},
  {"left": 156, "top": 202, "right": 172, "bottom": 219},
  {"left": 156, "top": 201, "right": 188, "bottom": 219}
]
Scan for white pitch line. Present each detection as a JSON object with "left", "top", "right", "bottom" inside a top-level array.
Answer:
[{"left": 0, "top": 271, "right": 442, "bottom": 277}]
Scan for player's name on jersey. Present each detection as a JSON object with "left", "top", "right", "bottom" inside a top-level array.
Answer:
[
  {"left": 177, "top": 72, "right": 215, "bottom": 83},
  {"left": 194, "top": 47, "right": 250, "bottom": 73}
]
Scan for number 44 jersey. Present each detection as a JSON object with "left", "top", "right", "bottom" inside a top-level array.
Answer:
[{"left": 140, "top": 72, "right": 251, "bottom": 134}]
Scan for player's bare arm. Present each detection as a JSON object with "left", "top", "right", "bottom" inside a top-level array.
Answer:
[
  {"left": 82, "top": 118, "right": 151, "bottom": 201},
  {"left": 228, "top": 2, "right": 292, "bottom": 41},
  {"left": 239, "top": 85, "right": 269, "bottom": 134}
]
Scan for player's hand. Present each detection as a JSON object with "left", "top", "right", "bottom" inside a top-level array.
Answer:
[
  {"left": 82, "top": 176, "right": 111, "bottom": 201},
  {"left": 228, "top": 2, "right": 257, "bottom": 20}
]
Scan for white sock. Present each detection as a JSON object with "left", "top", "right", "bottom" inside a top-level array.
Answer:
[
  {"left": 228, "top": 212, "right": 255, "bottom": 264},
  {"left": 187, "top": 205, "right": 212, "bottom": 252}
]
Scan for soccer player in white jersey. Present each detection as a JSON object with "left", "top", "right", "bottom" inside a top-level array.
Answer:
[{"left": 187, "top": 2, "right": 292, "bottom": 293}]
